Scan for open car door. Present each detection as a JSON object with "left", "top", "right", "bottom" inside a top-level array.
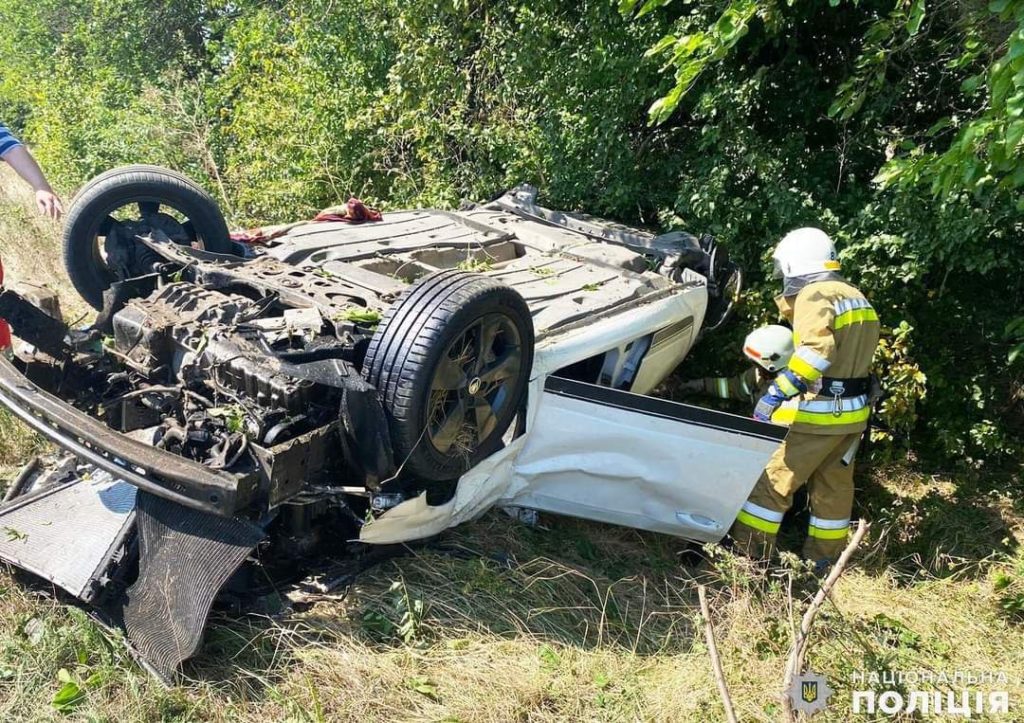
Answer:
[{"left": 502, "top": 377, "right": 787, "bottom": 542}]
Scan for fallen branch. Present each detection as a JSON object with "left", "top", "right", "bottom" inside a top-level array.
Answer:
[
  {"left": 698, "top": 584, "right": 738, "bottom": 723},
  {"left": 781, "top": 519, "right": 869, "bottom": 722}
]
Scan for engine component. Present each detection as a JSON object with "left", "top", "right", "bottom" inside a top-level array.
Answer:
[
  {"left": 112, "top": 283, "right": 252, "bottom": 376},
  {"left": 205, "top": 336, "right": 314, "bottom": 414}
]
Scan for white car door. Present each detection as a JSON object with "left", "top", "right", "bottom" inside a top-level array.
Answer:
[{"left": 501, "top": 376, "right": 787, "bottom": 542}]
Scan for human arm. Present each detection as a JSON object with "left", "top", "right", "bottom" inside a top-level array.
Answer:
[
  {"left": 0, "top": 125, "right": 63, "bottom": 219},
  {"left": 3, "top": 146, "right": 63, "bottom": 219},
  {"left": 754, "top": 288, "right": 834, "bottom": 421},
  {"left": 786, "top": 287, "right": 835, "bottom": 386},
  {"left": 679, "top": 370, "right": 757, "bottom": 402}
]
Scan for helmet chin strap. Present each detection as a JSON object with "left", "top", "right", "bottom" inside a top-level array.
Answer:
[{"left": 781, "top": 270, "right": 845, "bottom": 297}]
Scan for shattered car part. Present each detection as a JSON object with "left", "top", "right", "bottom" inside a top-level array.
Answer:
[
  {"left": 119, "top": 492, "right": 264, "bottom": 681},
  {"left": 0, "top": 168, "right": 774, "bottom": 678},
  {"left": 0, "top": 468, "right": 135, "bottom": 601}
]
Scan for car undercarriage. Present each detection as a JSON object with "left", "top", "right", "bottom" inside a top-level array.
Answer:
[{"left": 0, "top": 170, "right": 766, "bottom": 680}]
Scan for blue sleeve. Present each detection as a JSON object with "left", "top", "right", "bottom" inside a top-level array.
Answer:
[{"left": 0, "top": 123, "right": 24, "bottom": 158}]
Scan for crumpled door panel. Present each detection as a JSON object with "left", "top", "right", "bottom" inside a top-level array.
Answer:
[{"left": 503, "top": 377, "right": 786, "bottom": 542}]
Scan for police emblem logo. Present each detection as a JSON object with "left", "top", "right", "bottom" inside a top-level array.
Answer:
[{"left": 790, "top": 671, "right": 832, "bottom": 716}]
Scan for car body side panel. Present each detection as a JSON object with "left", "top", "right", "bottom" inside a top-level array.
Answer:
[
  {"left": 360, "top": 373, "right": 785, "bottom": 545},
  {"left": 502, "top": 377, "right": 786, "bottom": 542},
  {"left": 531, "top": 286, "right": 706, "bottom": 375}
]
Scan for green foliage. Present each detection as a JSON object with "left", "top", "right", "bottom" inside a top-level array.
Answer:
[
  {"left": 334, "top": 308, "right": 383, "bottom": 326},
  {"left": 633, "top": 0, "right": 1024, "bottom": 462},
  {"left": 871, "top": 321, "right": 926, "bottom": 449},
  {"left": 360, "top": 577, "right": 429, "bottom": 646},
  {"left": 1008, "top": 316, "right": 1024, "bottom": 364},
  {"left": 0, "top": 0, "right": 1020, "bottom": 460},
  {"left": 627, "top": 0, "right": 759, "bottom": 124},
  {"left": 992, "top": 550, "right": 1024, "bottom": 619}
]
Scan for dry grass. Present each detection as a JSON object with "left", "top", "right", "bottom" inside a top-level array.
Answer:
[
  {"left": 0, "top": 167, "right": 86, "bottom": 319},
  {"left": 1, "top": 172, "right": 1023, "bottom": 721}
]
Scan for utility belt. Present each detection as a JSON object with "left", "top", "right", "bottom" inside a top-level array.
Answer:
[{"left": 818, "top": 376, "right": 871, "bottom": 399}]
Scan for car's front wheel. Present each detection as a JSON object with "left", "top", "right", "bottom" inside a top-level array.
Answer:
[
  {"left": 361, "top": 271, "right": 534, "bottom": 482},
  {"left": 62, "top": 165, "right": 234, "bottom": 309}
]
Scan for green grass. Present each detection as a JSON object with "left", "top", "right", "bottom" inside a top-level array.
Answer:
[{"left": 1, "top": 172, "right": 1023, "bottom": 720}]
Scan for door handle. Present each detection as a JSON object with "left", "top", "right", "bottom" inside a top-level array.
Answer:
[{"left": 675, "top": 512, "right": 722, "bottom": 532}]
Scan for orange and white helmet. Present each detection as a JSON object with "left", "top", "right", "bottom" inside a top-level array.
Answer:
[
  {"left": 743, "top": 325, "right": 794, "bottom": 373},
  {"left": 772, "top": 227, "right": 839, "bottom": 279}
]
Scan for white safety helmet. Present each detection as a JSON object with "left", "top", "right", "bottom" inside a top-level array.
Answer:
[
  {"left": 772, "top": 227, "right": 840, "bottom": 279},
  {"left": 743, "top": 324, "right": 795, "bottom": 373}
]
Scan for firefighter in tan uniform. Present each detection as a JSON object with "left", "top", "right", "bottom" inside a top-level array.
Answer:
[
  {"left": 680, "top": 325, "right": 795, "bottom": 405},
  {"left": 729, "top": 228, "right": 880, "bottom": 564}
]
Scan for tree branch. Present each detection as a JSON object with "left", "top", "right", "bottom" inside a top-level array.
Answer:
[
  {"left": 698, "top": 584, "right": 738, "bottom": 723},
  {"left": 781, "top": 519, "right": 870, "bottom": 722}
]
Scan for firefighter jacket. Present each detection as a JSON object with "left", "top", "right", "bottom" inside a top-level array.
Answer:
[{"left": 772, "top": 278, "right": 880, "bottom": 435}]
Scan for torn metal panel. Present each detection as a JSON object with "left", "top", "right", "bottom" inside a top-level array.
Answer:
[{"left": 360, "top": 436, "right": 528, "bottom": 545}]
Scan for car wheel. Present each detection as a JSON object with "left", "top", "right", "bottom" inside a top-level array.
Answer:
[
  {"left": 63, "top": 165, "right": 233, "bottom": 309},
  {"left": 362, "top": 270, "right": 535, "bottom": 482}
]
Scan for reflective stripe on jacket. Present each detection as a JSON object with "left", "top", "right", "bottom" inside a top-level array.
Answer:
[
  {"left": 701, "top": 367, "right": 764, "bottom": 404},
  {"left": 773, "top": 279, "right": 880, "bottom": 435}
]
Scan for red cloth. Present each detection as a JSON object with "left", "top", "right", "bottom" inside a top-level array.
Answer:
[
  {"left": 0, "top": 258, "right": 11, "bottom": 350},
  {"left": 313, "top": 198, "right": 383, "bottom": 223},
  {"left": 231, "top": 198, "right": 382, "bottom": 244}
]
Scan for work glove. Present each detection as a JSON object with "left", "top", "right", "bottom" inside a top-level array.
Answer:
[
  {"left": 753, "top": 369, "right": 808, "bottom": 423},
  {"left": 753, "top": 389, "right": 786, "bottom": 422}
]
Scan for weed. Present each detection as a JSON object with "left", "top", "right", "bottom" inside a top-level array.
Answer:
[
  {"left": 456, "top": 258, "right": 492, "bottom": 273},
  {"left": 991, "top": 552, "right": 1024, "bottom": 619},
  {"left": 334, "top": 308, "right": 382, "bottom": 326},
  {"left": 207, "top": 404, "right": 246, "bottom": 434},
  {"left": 390, "top": 579, "right": 428, "bottom": 646},
  {"left": 3, "top": 527, "right": 27, "bottom": 542},
  {"left": 407, "top": 675, "right": 440, "bottom": 701}
]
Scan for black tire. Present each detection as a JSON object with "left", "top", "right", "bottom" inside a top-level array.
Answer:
[
  {"left": 63, "top": 165, "right": 232, "bottom": 309},
  {"left": 362, "top": 270, "right": 535, "bottom": 482}
]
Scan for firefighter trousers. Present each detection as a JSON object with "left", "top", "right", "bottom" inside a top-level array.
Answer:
[{"left": 728, "top": 430, "right": 861, "bottom": 562}]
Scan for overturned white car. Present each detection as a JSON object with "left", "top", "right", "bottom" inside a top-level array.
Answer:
[{"left": 0, "top": 166, "right": 784, "bottom": 678}]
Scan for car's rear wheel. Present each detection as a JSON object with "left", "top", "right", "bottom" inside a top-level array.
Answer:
[
  {"left": 362, "top": 271, "right": 534, "bottom": 482},
  {"left": 62, "top": 165, "right": 233, "bottom": 309}
]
